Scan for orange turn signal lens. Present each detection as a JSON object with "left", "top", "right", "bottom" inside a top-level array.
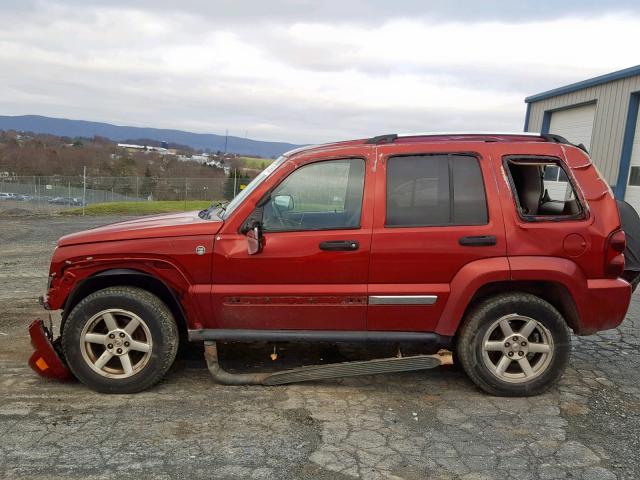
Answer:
[{"left": 35, "top": 357, "right": 49, "bottom": 371}]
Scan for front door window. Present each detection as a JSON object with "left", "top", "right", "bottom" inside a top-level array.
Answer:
[{"left": 262, "top": 158, "right": 365, "bottom": 232}]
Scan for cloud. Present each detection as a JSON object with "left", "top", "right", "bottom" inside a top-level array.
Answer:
[
  {"left": 0, "top": 1, "right": 639, "bottom": 144},
  {"left": 27, "top": 0, "right": 640, "bottom": 23}
]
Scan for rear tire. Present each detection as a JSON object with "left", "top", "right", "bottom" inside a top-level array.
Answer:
[
  {"left": 62, "top": 286, "right": 178, "bottom": 394},
  {"left": 456, "top": 293, "right": 570, "bottom": 397}
]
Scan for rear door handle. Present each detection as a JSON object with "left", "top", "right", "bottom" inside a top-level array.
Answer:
[
  {"left": 458, "top": 235, "right": 497, "bottom": 247},
  {"left": 319, "top": 240, "right": 359, "bottom": 251}
]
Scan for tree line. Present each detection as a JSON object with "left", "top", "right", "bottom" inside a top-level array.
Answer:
[{"left": 0, "top": 130, "right": 226, "bottom": 179}]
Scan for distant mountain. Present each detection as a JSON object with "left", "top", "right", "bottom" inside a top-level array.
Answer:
[{"left": 0, "top": 115, "right": 302, "bottom": 158}]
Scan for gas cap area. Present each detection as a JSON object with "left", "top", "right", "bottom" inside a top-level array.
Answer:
[{"left": 563, "top": 233, "right": 587, "bottom": 257}]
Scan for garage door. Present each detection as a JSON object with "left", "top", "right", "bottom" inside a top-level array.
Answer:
[
  {"left": 624, "top": 109, "right": 640, "bottom": 212},
  {"left": 544, "top": 104, "right": 597, "bottom": 199},
  {"left": 549, "top": 103, "right": 596, "bottom": 149}
]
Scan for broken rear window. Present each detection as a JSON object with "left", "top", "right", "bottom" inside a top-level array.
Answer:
[{"left": 504, "top": 156, "right": 585, "bottom": 221}]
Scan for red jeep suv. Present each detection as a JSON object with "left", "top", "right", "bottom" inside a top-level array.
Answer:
[{"left": 30, "top": 133, "right": 632, "bottom": 396}]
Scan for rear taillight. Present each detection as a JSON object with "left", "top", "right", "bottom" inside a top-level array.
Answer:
[{"left": 604, "top": 229, "right": 626, "bottom": 278}]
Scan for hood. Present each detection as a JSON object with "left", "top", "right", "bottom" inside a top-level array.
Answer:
[{"left": 58, "top": 210, "right": 223, "bottom": 246}]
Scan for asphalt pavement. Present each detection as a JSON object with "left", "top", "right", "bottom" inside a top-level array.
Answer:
[{"left": 1, "top": 215, "right": 639, "bottom": 479}]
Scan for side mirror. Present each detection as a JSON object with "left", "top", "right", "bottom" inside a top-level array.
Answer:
[
  {"left": 246, "top": 224, "right": 263, "bottom": 255},
  {"left": 273, "top": 194, "right": 294, "bottom": 211}
]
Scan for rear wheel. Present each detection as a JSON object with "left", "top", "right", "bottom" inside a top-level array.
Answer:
[
  {"left": 62, "top": 286, "right": 178, "bottom": 393},
  {"left": 456, "top": 293, "right": 570, "bottom": 396}
]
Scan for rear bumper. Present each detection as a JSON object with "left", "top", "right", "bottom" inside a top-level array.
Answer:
[
  {"left": 579, "top": 278, "right": 632, "bottom": 334},
  {"left": 28, "top": 319, "right": 72, "bottom": 380}
]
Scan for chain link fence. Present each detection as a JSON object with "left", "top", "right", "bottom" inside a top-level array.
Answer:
[{"left": 0, "top": 175, "right": 226, "bottom": 213}]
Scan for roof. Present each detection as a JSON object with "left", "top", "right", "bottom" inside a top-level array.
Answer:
[
  {"left": 284, "top": 132, "right": 580, "bottom": 157},
  {"left": 364, "top": 132, "right": 569, "bottom": 145},
  {"left": 525, "top": 65, "right": 640, "bottom": 104},
  {"left": 367, "top": 132, "right": 545, "bottom": 143}
]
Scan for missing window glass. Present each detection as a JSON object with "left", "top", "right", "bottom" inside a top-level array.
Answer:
[{"left": 504, "top": 156, "right": 584, "bottom": 221}]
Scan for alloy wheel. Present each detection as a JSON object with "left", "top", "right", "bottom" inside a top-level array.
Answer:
[
  {"left": 79, "top": 309, "right": 153, "bottom": 379},
  {"left": 481, "top": 313, "right": 554, "bottom": 383}
]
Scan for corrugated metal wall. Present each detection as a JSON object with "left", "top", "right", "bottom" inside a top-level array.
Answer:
[{"left": 526, "top": 75, "right": 640, "bottom": 185}]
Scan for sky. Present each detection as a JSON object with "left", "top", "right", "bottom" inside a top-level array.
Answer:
[{"left": 0, "top": 1, "right": 639, "bottom": 145}]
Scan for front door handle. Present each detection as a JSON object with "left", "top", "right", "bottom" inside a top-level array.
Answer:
[
  {"left": 459, "top": 235, "right": 497, "bottom": 247},
  {"left": 319, "top": 240, "right": 359, "bottom": 251}
]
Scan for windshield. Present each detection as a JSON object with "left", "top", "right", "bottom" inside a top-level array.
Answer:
[{"left": 221, "top": 155, "right": 288, "bottom": 219}]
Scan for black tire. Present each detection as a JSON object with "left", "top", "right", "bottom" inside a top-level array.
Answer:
[
  {"left": 62, "top": 286, "right": 179, "bottom": 394},
  {"left": 456, "top": 293, "right": 571, "bottom": 397}
]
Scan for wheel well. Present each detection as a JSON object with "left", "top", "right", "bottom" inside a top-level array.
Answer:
[
  {"left": 463, "top": 281, "right": 581, "bottom": 333},
  {"left": 61, "top": 269, "right": 188, "bottom": 343}
]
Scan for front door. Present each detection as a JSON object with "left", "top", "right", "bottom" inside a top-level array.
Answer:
[
  {"left": 212, "top": 150, "right": 374, "bottom": 330},
  {"left": 368, "top": 144, "right": 506, "bottom": 331}
]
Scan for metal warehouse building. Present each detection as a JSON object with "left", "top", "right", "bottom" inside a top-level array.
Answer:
[{"left": 524, "top": 65, "right": 640, "bottom": 211}]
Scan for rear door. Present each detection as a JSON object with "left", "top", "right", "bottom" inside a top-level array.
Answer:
[{"left": 368, "top": 143, "right": 506, "bottom": 331}]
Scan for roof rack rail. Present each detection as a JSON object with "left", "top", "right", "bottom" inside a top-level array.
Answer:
[
  {"left": 540, "top": 133, "right": 589, "bottom": 153},
  {"left": 364, "top": 134, "right": 398, "bottom": 144},
  {"left": 397, "top": 131, "right": 542, "bottom": 138},
  {"left": 364, "top": 131, "right": 589, "bottom": 153},
  {"left": 365, "top": 132, "right": 540, "bottom": 144},
  {"left": 540, "top": 133, "right": 569, "bottom": 144}
]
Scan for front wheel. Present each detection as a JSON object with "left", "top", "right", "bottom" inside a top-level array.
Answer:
[
  {"left": 62, "top": 286, "right": 178, "bottom": 393},
  {"left": 456, "top": 293, "right": 571, "bottom": 397}
]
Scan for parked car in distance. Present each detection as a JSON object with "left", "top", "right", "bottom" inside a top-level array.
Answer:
[
  {"left": 30, "top": 132, "right": 633, "bottom": 396},
  {"left": 48, "top": 196, "right": 86, "bottom": 206},
  {"left": 0, "top": 192, "right": 17, "bottom": 200},
  {"left": 14, "top": 194, "right": 34, "bottom": 201}
]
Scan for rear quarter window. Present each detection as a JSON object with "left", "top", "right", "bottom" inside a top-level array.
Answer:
[{"left": 504, "top": 156, "right": 585, "bottom": 221}]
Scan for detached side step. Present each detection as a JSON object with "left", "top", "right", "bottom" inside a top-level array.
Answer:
[
  {"left": 204, "top": 341, "right": 452, "bottom": 386},
  {"left": 263, "top": 354, "right": 450, "bottom": 385}
]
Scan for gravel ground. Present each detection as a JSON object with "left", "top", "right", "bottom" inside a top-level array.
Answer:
[{"left": 1, "top": 215, "right": 639, "bottom": 480}]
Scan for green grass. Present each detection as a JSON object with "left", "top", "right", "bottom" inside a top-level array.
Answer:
[
  {"left": 239, "top": 157, "right": 273, "bottom": 170},
  {"left": 62, "top": 200, "right": 214, "bottom": 216}
]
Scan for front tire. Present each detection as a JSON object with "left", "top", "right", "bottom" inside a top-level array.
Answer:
[
  {"left": 456, "top": 293, "right": 570, "bottom": 397},
  {"left": 62, "top": 286, "right": 178, "bottom": 394}
]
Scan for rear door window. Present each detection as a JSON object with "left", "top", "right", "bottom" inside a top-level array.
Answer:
[{"left": 386, "top": 154, "right": 488, "bottom": 227}]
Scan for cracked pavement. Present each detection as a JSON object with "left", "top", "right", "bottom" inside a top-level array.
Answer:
[{"left": 1, "top": 216, "right": 639, "bottom": 479}]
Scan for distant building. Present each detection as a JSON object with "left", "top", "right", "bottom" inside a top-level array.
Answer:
[
  {"left": 177, "top": 154, "right": 209, "bottom": 164},
  {"left": 117, "top": 143, "right": 174, "bottom": 155}
]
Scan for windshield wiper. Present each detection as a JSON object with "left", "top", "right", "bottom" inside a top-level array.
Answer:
[{"left": 199, "top": 201, "right": 229, "bottom": 220}]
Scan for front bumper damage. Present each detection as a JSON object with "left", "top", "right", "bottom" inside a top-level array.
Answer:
[{"left": 28, "top": 319, "right": 72, "bottom": 381}]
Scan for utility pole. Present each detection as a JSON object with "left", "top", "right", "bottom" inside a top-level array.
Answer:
[
  {"left": 233, "top": 169, "right": 237, "bottom": 197},
  {"left": 82, "top": 166, "right": 86, "bottom": 216},
  {"left": 224, "top": 129, "right": 228, "bottom": 154}
]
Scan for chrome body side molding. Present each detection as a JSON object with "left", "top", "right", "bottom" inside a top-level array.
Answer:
[{"left": 368, "top": 295, "right": 437, "bottom": 305}]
